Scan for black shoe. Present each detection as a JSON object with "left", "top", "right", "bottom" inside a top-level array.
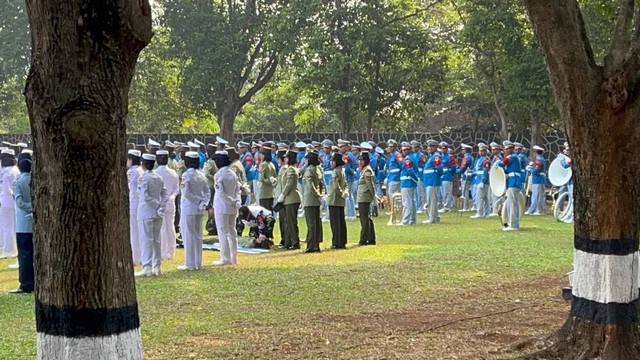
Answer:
[
  {"left": 9, "top": 289, "right": 32, "bottom": 294},
  {"left": 288, "top": 244, "right": 300, "bottom": 250},
  {"left": 368, "top": 242, "right": 376, "bottom": 246},
  {"left": 356, "top": 242, "right": 367, "bottom": 246},
  {"left": 336, "top": 246, "right": 347, "bottom": 249},
  {"left": 303, "top": 249, "right": 320, "bottom": 253}
]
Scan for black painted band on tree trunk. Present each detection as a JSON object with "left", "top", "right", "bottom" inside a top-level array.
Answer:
[
  {"left": 574, "top": 237, "right": 639, "bottom": 256},
  {"left": 36, "top": 299, "right": 139, "bottom": 337},
  {"left": 571, "top": 296, "right": 638, "bottom": 324}
]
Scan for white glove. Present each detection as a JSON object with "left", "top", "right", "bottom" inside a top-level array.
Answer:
[
  {"left": 269, "top": 177, "right": 277, "bottom": 186},
  {"left": 157, "top": 210, "right": 165, "bottom": 218},
  {"left": 277, "top": 193, "right": 285, "bottom": 203},
  {"left": 242, "top": 184, "right": 251, "bottom": 194},
  {"left": 528, "top": 161, "right": 534, "bottom": 166},
  {"left": 235, "top": 200, "right": 242, "bottom": 209},
  {"left": 25, "top": 213, "right": 33, "bottom": 219},
  {"left": 198, "top": 201, "right": 207, "bottom": 212},
  {"left": 341, "top": 190, "right": 349, "bottom": 199}
]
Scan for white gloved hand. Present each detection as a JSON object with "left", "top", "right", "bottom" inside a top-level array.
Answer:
[
  {"left": 25, "top": 213, "right": 33, "bottom": 219},
  {"left": 235, "top": 201, "right": 242, "bottom": 209},
  {"left": 269, "top": 177, "right": 277, "bottom": 186},
  {"left": 341, "top": 190, "right": 349, "bottom": 199},
  {"left": 528, "top": 161, "right": 534, "bottom": 166},
  {"left": 243, "top": 184, "right": 251, "bottom": 194},
  {"left": 198, "top": 201, "right": 207, "bottom": 212},
  {"left": 277, "top": 193, "right": 285, "bottom": 203}
]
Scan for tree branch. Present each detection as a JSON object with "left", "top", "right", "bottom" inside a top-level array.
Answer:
[
  {"left": 238, "top": 54, "right": 278, "bottom": 107},
  {"left": 604, "top": 0, "right": 634, "bottom": 72},
  {"left": 239, "top": 37, "right": 264, "bottom": 85},
  {"left": 523, "top": 0, "right": 599, "bottom": 115},
  {"left": 383, "top": 0, "right": 446, "bottom": 28}
]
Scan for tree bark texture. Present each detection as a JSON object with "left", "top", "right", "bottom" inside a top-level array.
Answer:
[
  {"left": 524, "top": 0, "right": 640, "bottom": 359},
  {"left": 24, "top": 1, "right": 152, "bottom": 359}
]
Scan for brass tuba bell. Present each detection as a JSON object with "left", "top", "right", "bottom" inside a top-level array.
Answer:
[{"left": 387, "top": 192, "right": 403, "bottom": 226}]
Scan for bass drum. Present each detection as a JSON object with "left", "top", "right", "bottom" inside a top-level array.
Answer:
[
  {"left": 489, "top": 166, "right": 506, "bottom": 197},
  {"left": 554, "top": 191, "right": 571, "bottom": 222},
  {"left": 549, "top": 157, "right": 572, "bottom": 187}
]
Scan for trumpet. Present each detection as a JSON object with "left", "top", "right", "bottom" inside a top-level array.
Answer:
[{"left": 387, "top": 192, "right": 403, "bottom": 226}]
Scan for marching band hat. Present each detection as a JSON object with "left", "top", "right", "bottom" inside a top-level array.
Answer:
[
  {"left": 477, "top": 143, "right": 488, "bottom": 150},
  {"left": 502, "top": 140, "right": 514, "bottom": 148},
  {"left": 142, "top": 153, "right": 156, "bottom": 161},
  {"left": 277, "top": 142, "right": 288, "bottom": 150},
  {"left": 410, "top": 140, "right": 421, "bottom": 147},
  {"left": 156, "top": 150, "right": 169, "bottom": 156},
  {"left": 563, "top": 142, "right": 570, "bottom": 150},
  {"left": 387, "top": 139, "right": 398, "bottom": 146},
  {"left": 194, "top": 139, "right": 205, "bottom": 147},
  {"left": 0, "top": 149, "right": 15, "bottom": 156},
  {"left": 375, "top": 146, "right": 384, "bottom": 154},
  {"left": 17, "top": 142, "right": 27, "bottom": 148},
  {"left": 337, "top": 139, "right": 351, "bottom": 146},
  {"left": 295, "top": 141, "right": 307, "bottom": 148},
  {"left": 331, "top": 145, "right": 339, "bottom": 151},
  {"left": 489, "top": 142, "right": 501, "bottom": 149},
  {"left": 514, "top": 142, "right": 524, "bottom": 149},
  {"left": 237, "top": 141, "right": 250, "bottom": 148},
  {"left": 312, "top": 141, "right": 321, "bottom": 147},
  {"left": 127, "top": 150, "right": 141, "bottom": 157},
  {"left": 2, "top": 142, "right": 14, "bottom": 147},
  {"left": 21, "top": 149, "right": 33, "bottom": 155},
  {"left": 306, "top": 144, "right": 314, "bottom": 150},
  {"left": 164, "top": 140, "right": 176, "bottom": 148},
  {"left": 185, "top": 151, "right": 200, "bottom": 159},
  {"left": 216, "top": 150, "right": 229, "bottom": 155},
  {"left": 206, "top": 143, "right": 217, "bottom": 150},
  {"left": 148, "top": 139, "right": 161, "bottom": 148},
  {"left": 187, "top": 141, "right": 200, "bottom": 148},
  {"left": 461, "top": 143, "right": 472, "bottom": 149},
  {"left": 321, "top": 139, "right": 333, "bottom": 146},
  {"left": 173, "top": 141, "right": 185, "bottom": 147},
  {"left": 439, "top": 141, "right": 449, "bottom": 148},
  {"left": 532, "top": 145, "right": 544, "bottom": 151},
  {"left": 215, "top": 136, "right": 229, "bottom": 145},
  {"left": 360, "top": 142, "right": 373, "bottom": 151},
  {"left": 251, "top": 141, "right": 260, "bottom": 148},
  {"left": 426, "top": 139, "right": 439, "bottom": 146},
  {"left": 262, "top": 141, "right": 274, "bottom": 149}
]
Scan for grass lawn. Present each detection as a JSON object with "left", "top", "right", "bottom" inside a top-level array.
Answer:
[{"left": 0, "top": 212, "right": 574, "bottom": 359}]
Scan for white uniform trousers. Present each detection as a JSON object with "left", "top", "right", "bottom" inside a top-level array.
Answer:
[
  {"left": 161, "top": 201, "right": 177, "bottom": 260},
  {"left": 439, "top": 181, "right": 453, "bottom": 210},
  {"left": 475, "top": 183, "right": 490, "bottom": 217},
  {"left": 489, "top": 192, "right": 499, "bottom": 215},
  {"left": 215, "top": 213, "right": 237, "bottom": 265},
  {"left": 387, "top": 181, "right": 400, "bottom": 198},
  {"left": 506, "top": 188, "right": 520, "bottom": 228},
  {"left": 0, "top": 207, "right": 15, "bottom": 256},
  {"left": 129, "top": 209, "right": 141, "bottom": 265},
  {"left": 424, "top": 186, "right": 440, "bottom": 223},
  {"left": 527, "top": 184, "right": 546, "bottom": 214},
  {"left": 182, "top": 214, "right": 204, "bottom": 269},
  {"left": 401, "top": 187, "right": 417, "bottom": 225},
  {"left": 415, "top": 179, "right": 425, "bottom": 212},
  {"left": 462, "top": 180, "right": 473, "bottom": 210},
  {"left": 139, "top": 218, "right": 162, "bottom": 268},
  {"left": 252, "top": 180, "right": 261, "bottom": 205}
]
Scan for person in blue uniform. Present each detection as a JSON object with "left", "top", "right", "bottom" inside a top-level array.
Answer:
[
  {"left": 470, "top": 143, "right": 491, "bottom": 219},
  {"left": 374, "top": 147, "right": 386, "bottom": 203},
  {"left": 422, "top": 140, "right": 443, "bottom": 224},
  {"left": 438, "top": 142, "right": 455, "bottom": 212},
  {"left": 488, "top": 142, "right": 503, "bottom": 216},
  {"left": 457, "top": 144, "right": 475, "bottom": 211},
  {"left": 526, "top": 145, "right": 547, "bottom": 215},
  {"left": 496, "top": 141, "right": 522, "bottom": 231},
  {"left": 319, "top": 139, "right": 334, "bottom": 222},
  {"left": 559, "top": 142, "right": 574, "bottom": 223},
  {"left": 385, "top": 139, "right": 402, "bottom": 204},
  {"left": 399, "top": 143, "right": 418, "bottom": 225},
  {"left": 409, "top": 141, "right": 425, "bottom": 213},
  {"left": 338, "top": 139, "right": 357, "bottom": 220}
]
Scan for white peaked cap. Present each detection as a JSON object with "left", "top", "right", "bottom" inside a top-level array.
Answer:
[
  {"left": 21, "top": 149, "right": 33, "bottom": 155},
  {"left": 461, "top": 143, "right": 472, "bottom": 149},
  {"left": 295, "top": 141, "right": 306, "bottom": 148},
  {"left": 360, "top": 142, "right": 373, "bottom": 150},
  {"left": 194, "top": 139, "right": 205, "bottom": 146},
  {"left": 17, "top": 142, "right": 27, "bottom": 148},
  {"left": 1, "top": 149, "right": 15, "bottom": 155},
  {"left": 156, "top": 150, "right": 169, "bottom": 155},
  {"left": 142, "top": 153, "right": 156, "bottom": 161},
  {"left": 375, "top": 147, "right": 384, "bottom": 154},
  {"left": 128, "top": 150, "right": 141, "bottom": 157},
  {"left": 532, "top": 145, "right": 544, "bottom": 151},
  {"left": 185, "top": 151, "right": 199, "bottom": 159},
  {"left": 187, "top": 141, "right": 200, "bottom": 148},
  {"left": 148, "top": 139, "right": 161, "bottom": 147},
  {"left": 216, "top": 136, "right": 228, "bottom": 145},
  {"left": 215, "top": 150, "right": 229, "bottom": 155}
]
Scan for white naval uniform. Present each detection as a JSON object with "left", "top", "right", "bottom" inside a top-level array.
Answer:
[
  {"left": 137, "top": 170, "right": 169, "bottom": 268},
  {"left": 180, "top": 168, "right": 210, "bottom": 270},
  {"left": 156, "top": 165, "right": 179, "bottom": 260},
  {"left": 128, "top": 165, "right": 144, "bottom": 265},
  {"left": 213, "top": 166, "right": 241, "bottom": 265},
  {"left": 0, "top": 166, "right": 19, "bottom": 256}
]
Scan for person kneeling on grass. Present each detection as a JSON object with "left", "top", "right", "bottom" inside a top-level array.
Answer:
[{"left": 238, "top": 205, "right": 275, "bottom": 249}]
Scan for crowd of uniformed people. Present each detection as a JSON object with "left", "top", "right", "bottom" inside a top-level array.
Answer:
[{"left": 118, "top": 136, "right": 569, "bottom": 276}]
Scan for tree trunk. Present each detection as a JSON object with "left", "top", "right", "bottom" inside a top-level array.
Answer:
[
  {"left": 24, "top": 1, "right": 151, "bottom": 359},
  {"left": 491, "top": 79, "right": 508, "bottom": 139},
  {"left": 217, "top": 90, "right": 240, "bottom": 142},
  {"left": 529, "top": 109, "right": 541, "bottom": 156},
  {"left": 524, "top": 1, "right": 640, "bottom": 359}
]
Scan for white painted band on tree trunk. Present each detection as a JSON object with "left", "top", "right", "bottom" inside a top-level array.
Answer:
[
  {"left": 572, "top": 249, "right": 639, "bottom": 304},
  {"left": 37, "top": 328, "right": 142, "bottom": 360}
]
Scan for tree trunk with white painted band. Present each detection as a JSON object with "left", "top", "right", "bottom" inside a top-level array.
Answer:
[
  {"left": 523, "top": 0, "right": 640, "bottom": 358},
  {"left": 23, "top": 1, "right": 152, "bottom": 359}
]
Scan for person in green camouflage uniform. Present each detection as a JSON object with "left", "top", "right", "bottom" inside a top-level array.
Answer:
[
  {"left": 276, "top": 150, "right": 301, "bottom": 250},
  {"left": 356, "top": 151, "right": 376, "bottom": 246},
  {"left": 327, "top": 153, "right": 348, "bottom": 249},
  {"left": 302, "top": 150, "right": 325, "bottom": 253}
]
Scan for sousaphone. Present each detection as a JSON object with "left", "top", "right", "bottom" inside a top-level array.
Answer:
[{"left": 549, "top": 157, "right": 572, "bottom": 187}]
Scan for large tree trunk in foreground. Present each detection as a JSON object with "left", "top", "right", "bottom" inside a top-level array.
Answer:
[
  {"left": 524, "top": 1, "right": 640, "bottom": 359},
  {"left": 24, "top": 1, "right": 151, "bottom": 359}
]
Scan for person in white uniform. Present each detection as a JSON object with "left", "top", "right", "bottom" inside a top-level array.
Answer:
[
  {"left": 155, "top": 150, "right": 179, "bottom": 260},
  {"left": 127, "top": 150, "right": 144, "bottom": 265},
  {"left": 0, "top": 149, "right": 19, "bottom": 260},
  {"left": 212, "top": 150, "right": 241, "bottom": 266},
  {"left": 178, "top": 151, "right": 210, "bottom": 271},
  {"left": 135, "top": 154, "right": 169, "bottom": 277}
]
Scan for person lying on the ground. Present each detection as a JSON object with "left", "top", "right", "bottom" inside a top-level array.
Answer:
[{"left": 238, "top": 205, "right": 275, "bottom": 249}]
